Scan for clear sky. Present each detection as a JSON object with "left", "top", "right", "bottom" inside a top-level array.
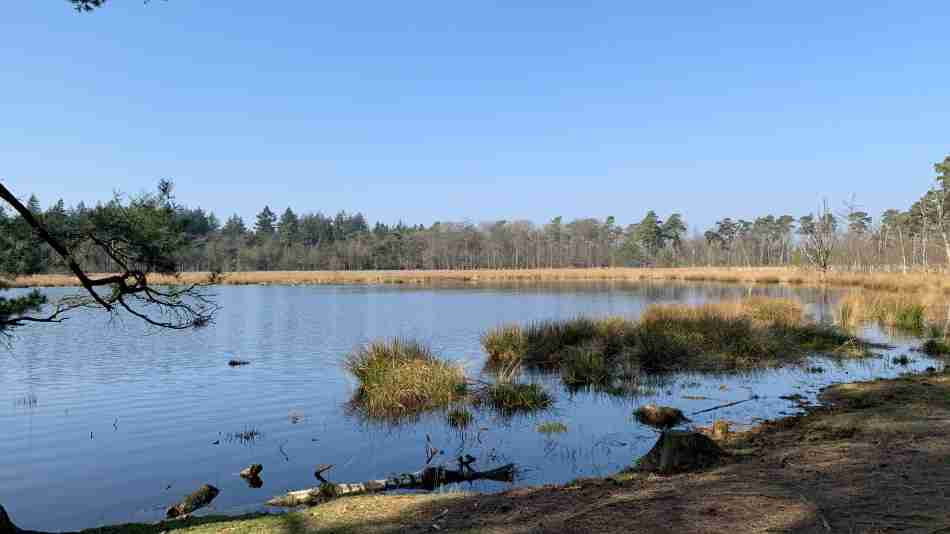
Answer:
[{"left": 2, "top": 1, "right": 948, "bottom": 231}]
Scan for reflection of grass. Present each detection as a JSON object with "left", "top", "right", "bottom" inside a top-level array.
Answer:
[
  {"left": 537, "top": 421, "right": 568, "bottom": 435},
  {"left": 345, "top": 339, "right": 467, "bottom": 419},
  {"left": 446, "top": 408, "right": 474, "bottom": 429},
  {"left": 484, "top": 298, "right": 869, "bottom": 380}
]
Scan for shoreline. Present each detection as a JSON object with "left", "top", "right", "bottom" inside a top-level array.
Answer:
[
  {"left": 4, "top": 368, "right": 945, "bottom": 533},
  {"left": 9, "top": 267, "right": 950, "bottom": 294}
]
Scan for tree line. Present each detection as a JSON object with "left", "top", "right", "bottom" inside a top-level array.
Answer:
[{"left": 4, "top": 156, "right": 949, "bottom": 274}]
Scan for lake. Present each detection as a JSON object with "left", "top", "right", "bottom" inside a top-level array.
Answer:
[{"left": 0, "top": 282, "right": 941, "bottom": 532}]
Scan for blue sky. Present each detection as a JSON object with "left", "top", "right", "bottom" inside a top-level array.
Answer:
[{"left": 2, "top": 1, "right": 947, "bottom": 231}]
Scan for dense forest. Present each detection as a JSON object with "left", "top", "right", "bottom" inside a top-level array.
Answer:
[{"left": 4, "top": 156, "right": 949, "bottom": 274}]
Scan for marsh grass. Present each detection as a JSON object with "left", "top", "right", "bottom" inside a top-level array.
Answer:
[
  {"left": 345, "top": 339, "right": 467, "bottom": 418},
  {"left": 473, "top": 382, "right": 553, "bottom": 415},
  {"left": 484, "top": 298, "right": 870, "bottom": 381},
  {"left": 537, "top": 421, "right": 568, "bottom": 435},
  {"left": 837, "top": 292, "right": 943, "bottom": 332},
  {"left": 15, "top": 267, "right": 950, "bottom": 296},
  {"left": 481, "top": 325, "right": 526, "bottom": 367}
]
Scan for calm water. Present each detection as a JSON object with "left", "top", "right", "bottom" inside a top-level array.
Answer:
[{"left": 0, "top": 283, "right": 941, "bottom": 531}]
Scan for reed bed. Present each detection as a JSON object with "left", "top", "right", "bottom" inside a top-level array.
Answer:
[
  {"left": 11, "top": 267, "right": 950, "bottom": 294},
  {"left": 837, "top": 291, "right": 950, "bottom": 332},
  {"left": 482, "top": 298, "right": 871, "bottom": 386}
]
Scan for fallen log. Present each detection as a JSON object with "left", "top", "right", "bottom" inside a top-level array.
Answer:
[
  {"left": 166, "top": 484, "right": 220, "bottom": 518},
  {"left": 267, "top": 463, "right": 516, "bottom": 507}
]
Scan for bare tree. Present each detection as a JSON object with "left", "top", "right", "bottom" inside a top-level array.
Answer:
[{"left": 798, "top": 200, "right": 838, "bottom": 274}]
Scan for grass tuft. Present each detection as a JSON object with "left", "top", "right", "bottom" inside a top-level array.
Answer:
[
  {"left": 474, "top": 382, "right": 553, "bottom": 414},
  {"left": 345, "top": 339, "right": 467, "bottom": 418},
  {"left": 481, "top": 325, "right": 526, "bottom": 367},
  {"left": 537, "top": 421, "right": 568, "bottom": 434}
]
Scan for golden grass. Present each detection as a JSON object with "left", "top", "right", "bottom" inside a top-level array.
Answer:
[
  {"left": 10, "top": 267, "right": 950, "bottom": 294},
  {"left": 836, "top": 291, "right": 949, "bottom": 332},
  {"left": 344, "top": 339, "right": 467, "bottom": 418}
]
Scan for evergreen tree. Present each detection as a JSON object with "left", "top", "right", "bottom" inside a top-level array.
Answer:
[
  {"left": 278, "top": 207, "right": 300, "bottom": 245},
  {"left": 255, "top": 206, "right": 277, "bottom": 236}
]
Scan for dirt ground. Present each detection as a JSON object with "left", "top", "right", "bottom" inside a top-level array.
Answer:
[
  {"left": 45, "top": 370, "right": 950, "bottom": 534},
  {"left": 406, "top": 370, "right": 950, "bottom": 534}
]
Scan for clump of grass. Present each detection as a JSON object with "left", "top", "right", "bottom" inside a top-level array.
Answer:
[
  {"left": 921, "top": 338, "right": 950, "bottom": 356},
  {"left": 481, "top": 325, "right": 526, "bottom": 367},
  {"left": 523, "top": 318, "right": 601, "bottom": 365},
  {"left": 560, "top": 343, "right": 612, "bottom": 388},
  {"left": 837, "top": 292, "right": 938, "bottom": 332},
  {"left": 537, "top": 421, "right": 568, "bottom": 435},
  {"left": 345, "top": 339, "right": 467, "bottom": 418},
  {"left": 480, "top": 298, "right": 870, "bottom": 377},
  {"left": 446, "top": 408, "right": 474, "bottom": 429},
  {"left": 474, "top": 382, "right": 553, "bottom": 414}
]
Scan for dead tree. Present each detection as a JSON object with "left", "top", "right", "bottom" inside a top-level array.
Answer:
[{"left": 267, "top": 462, "right": 516, "bottom": 507}]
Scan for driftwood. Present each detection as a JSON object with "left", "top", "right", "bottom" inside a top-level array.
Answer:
[
  {"left": 166, "top": 484, "right": 220, "bottom": 518},
  {"left": 267, "top": 463, "right": 516, "bottom": 507}
]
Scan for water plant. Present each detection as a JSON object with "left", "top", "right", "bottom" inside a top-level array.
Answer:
[
  {"left": 480, "top": 298, "right": 871, "bottom": 376},
  {"left": 474, "top": 382, "right": 553, "bottom": 415},
  {"left": 345, "top": 339, "right": 467, "bottom": 418},
  {"left": 481, "top": 325, "right": 526, "bottom": 367},
  {"left": 921, "top": 338, "right": 950, "bottom": 355},
  {"left": 536, "top": 421, "right": 568, "bottom": 435}
]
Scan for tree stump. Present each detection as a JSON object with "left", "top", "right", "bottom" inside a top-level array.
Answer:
[
  {"left": 166, "top": 484, "right": 220, "bottom": 518},
  {"left": 638, "top": 431, "right": 724, "bottom": 474}
]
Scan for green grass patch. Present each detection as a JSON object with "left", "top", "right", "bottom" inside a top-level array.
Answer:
[
  {"left": 474, "top": 382, "right": 553, "bottom": 414},
  {"left": 537, "top": 421, "right": 568, "bottom": 434}
]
